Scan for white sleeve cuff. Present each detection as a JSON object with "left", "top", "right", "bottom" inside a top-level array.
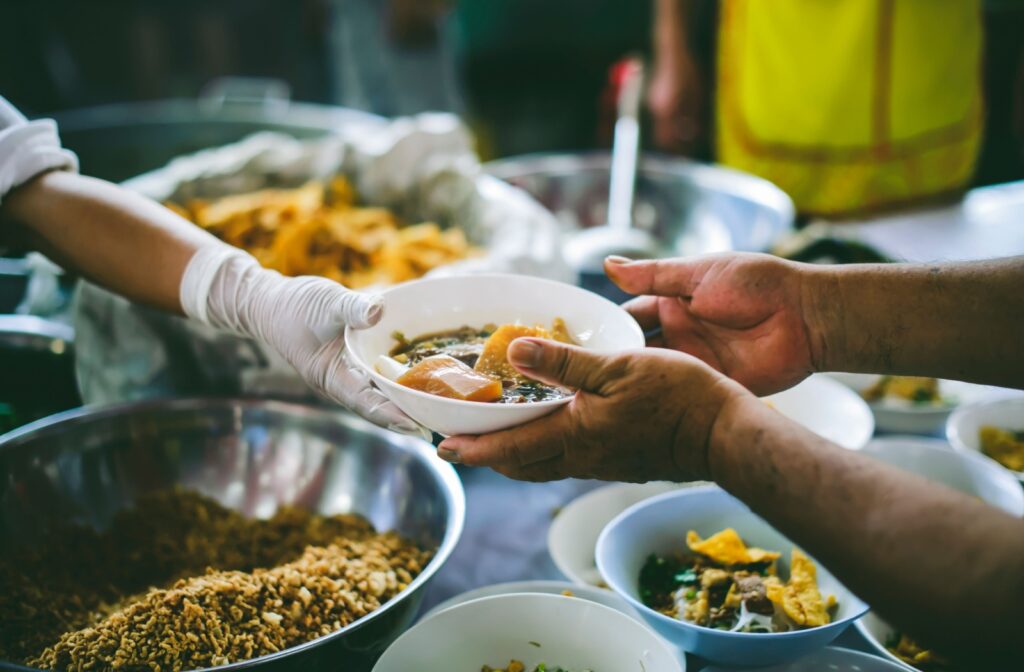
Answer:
[
  {"left": 0, "top": 118, "right": 79, "bottom": 204},
  {"left": 179, "top": 244, "right": 257, "bottom": 326}
]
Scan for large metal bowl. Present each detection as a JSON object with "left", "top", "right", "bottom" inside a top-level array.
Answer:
[
  {"left": 0, "top": 398, "right": 464, "bottom": 672},
  {"left": 485, "top": 152, "right": 794, "bottom": 254}
]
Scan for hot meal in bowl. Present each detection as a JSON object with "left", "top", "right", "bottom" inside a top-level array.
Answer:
[
  {"left": 376, "top": 319, "right": 575, "bottom": 404},
  {"left": 638, "top": 528, "right": 837, "bottom": 633},
  {"left": 862, "top": 376, "right": 948, "bottom": 406},
  {"left": 885, "top": 632, "right": 953, "bottom": 671},
  {"left": 978, "top": 425, "right": 1024, "bottom": 472}
]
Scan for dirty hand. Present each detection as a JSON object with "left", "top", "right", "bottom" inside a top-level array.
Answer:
[
  {"left": 437, "top": 336, "right": 745, "bottom": 483},
  {"left": 607, "top": 253, "right": 822, "bottom": 396}
]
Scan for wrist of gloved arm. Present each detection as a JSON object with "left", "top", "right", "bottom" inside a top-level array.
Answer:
[{"left": 179, "top": 244, "right": 426, "bottom": 438}]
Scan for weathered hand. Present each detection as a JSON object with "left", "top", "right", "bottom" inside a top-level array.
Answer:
[
  {"left": 607, "top": 253, "right": 821, "bottom": 396},
  {"left": 436, "top": 336, "right": 745, "bottom": 483}
]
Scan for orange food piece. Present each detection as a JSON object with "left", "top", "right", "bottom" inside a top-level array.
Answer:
[
  {"left": 398, "top": 355, "right": 504, "bottom": 402},
  {"left": 474, "top": 324, "right": 550, "bottom": 380}
]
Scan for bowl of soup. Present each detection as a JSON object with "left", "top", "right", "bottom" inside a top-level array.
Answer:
[
  {"left": 345, "top": 274, "right": 644, "bottom": 436},
  {"left": 596, "top": 485, "right": 868, "bottom": 666}
]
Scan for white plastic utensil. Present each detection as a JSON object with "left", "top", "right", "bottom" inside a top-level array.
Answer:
[{"left": 563, "top": 58, "right": 662, "bottom": 273}]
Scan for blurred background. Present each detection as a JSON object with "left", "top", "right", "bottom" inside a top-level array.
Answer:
[
  {"left": 1, "top": 0, "right": 648, "bottom": 159},
  {"left": 2, "top": 0, "right": 1017, "bottom": 183}
]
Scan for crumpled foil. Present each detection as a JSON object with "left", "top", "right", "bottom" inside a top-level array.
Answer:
[{"left": 73, "top": 113, "right": 570, "bottom": 405}]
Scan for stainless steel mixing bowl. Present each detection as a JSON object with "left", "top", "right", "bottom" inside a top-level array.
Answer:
[
  {"left": 485, "top": 151, "right": 794, "bottom": 254},
  {"left": 0, "top": 398, "right": 464, "bottom": 672}
]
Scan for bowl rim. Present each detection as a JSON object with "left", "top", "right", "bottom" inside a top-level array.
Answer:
[
  {"left": 374, "top": 591, "right": 684, "bottom": 671},
  {"left": 344, "top": 273, "right": 645, "bottom": 410},
  {"left": 0, "top": 396, "right": 467, "bottom": 672},
  {"left": 852, "top": 615, "right": 921, "bottom": 672},
  {"left": 547, "top": 481, "right": 693, "bottom": 585},
  {"left": 420, "top": 580, "right": 642, "bottom": 622},
  {"left": 946, "top": 396, "right": 1024, "bottom": 479},
  {"left": 767, "top": 374, "right": 875, "bottom": 450},
  {"left": 595, "top": 483, "right": 869, "bottom": 640}
]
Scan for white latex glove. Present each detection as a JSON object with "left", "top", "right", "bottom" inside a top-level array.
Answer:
[
  {"left": 180, "top": 244, "right": 427, "bottom": 439},
  {"left": 0, "top": 96, "right": 78, "bottom": 203}
]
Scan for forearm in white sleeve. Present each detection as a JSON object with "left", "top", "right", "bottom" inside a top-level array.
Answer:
[{"left": 0, "top": 96, "right": 78, "bottom": 204}]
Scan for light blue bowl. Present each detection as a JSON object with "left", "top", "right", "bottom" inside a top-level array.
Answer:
[{"left": 596, "top": 485, "right": 868, "bottom": 667}]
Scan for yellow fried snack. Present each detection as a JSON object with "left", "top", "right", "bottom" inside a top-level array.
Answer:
[
  {"left": 888, "top": 633, "right": 952, "bottom": 670},
  {"left": 474, "top": 324, "right": 550, "bottom": 380},
  {"left": 862, "top": 375, "right": 941, "bottom": 404},
  {"left": 473, "top": 320, "right": 576, "bottom": 381},
  {"left": 686, "top": 529, "right": 781, "bottom": 566},
  {"left": 169, "top": 178, "right": 478, "bottom": 289},
  {"left": 979, "top": 425, "right": 1024, "bottom": 472},
  {"left": 481, "top": 662, "right": 525, "bottom": 672},
  {"left": 771, "top": 549, "right": 833, "bottom": 627}
]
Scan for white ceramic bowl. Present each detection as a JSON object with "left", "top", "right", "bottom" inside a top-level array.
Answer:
[
  {"left": 826, "top": 373, "right": 1008, "bottom": 435},
  {"left": 765, "top": 374, "right": 874, "bottom": 450},
  {"left": 421, "top": 580, "right": 642, "bottom": 621},
  {"left": 703, "top": 646, "right": 909, "bottom": 672},
  {"left": 549, "top": 482, "right": 700, "bottom": 586},
  {"left": 855, "top": 435, "right": 1024, "bottom": 670},
  {"left": 947, "top": 396, "right": 1024, "bottom": 480},
  {"left": 373, "top": 593, "right": 684, "bottom": 672},
  {"left": 345, "top": 274, "right": 644, "bottom": 436},
  {"left": 855, "top": 612, "right": 923, "bottom": 672},
  {"left": 596, "top": 485, "right": 868, "bottom": 667},
  {"left": 421, "top": 582, "right": 689, "bottom": 671}
]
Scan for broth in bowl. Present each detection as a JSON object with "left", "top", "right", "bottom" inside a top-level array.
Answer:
[{"left": 378, "top": 320, "right": 574, "bottom": 404}]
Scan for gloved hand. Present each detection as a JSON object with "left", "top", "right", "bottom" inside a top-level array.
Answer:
[
  {"left": 180, "top": 244, "right": 426, "bottom": 438},
  {"left": 0, "top": 96, "right": 78, "bottom": 203}
]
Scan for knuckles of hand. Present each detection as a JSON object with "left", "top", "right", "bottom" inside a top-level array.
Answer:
[{"left": 529, "top": 351, "right": 726, "bottom": 483}]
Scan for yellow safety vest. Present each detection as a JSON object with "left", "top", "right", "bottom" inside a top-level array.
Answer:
[{"left": 716, "top": 0, "right": 984, "bottom": 217}]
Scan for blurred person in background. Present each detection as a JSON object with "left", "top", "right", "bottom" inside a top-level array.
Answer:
[{"left": 649, "top": 0, "right": 989, "bottom": 217}]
